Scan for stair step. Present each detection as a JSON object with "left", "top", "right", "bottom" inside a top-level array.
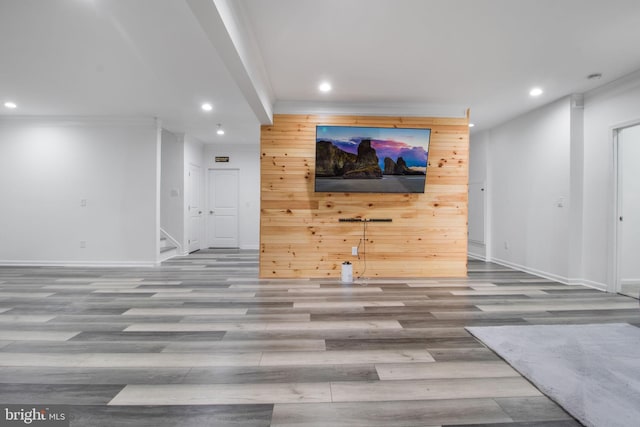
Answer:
[{"left": 160, "top": 237, "right": 173, "bottom": 249}]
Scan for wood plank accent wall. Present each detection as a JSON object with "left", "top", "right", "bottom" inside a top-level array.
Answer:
[{"left": 260, "top": 114, "right": 469, "bottom": 278}]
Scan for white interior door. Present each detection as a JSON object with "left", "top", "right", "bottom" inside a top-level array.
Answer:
[
  {"left": 616, "top": 124, "right": 640, "bottom": 299},
  {"left": 207, "top": 169, "right": 239, "bottom": 248},
  {"left": 188, "top": 164, "right": 202, "bottom": 253}
]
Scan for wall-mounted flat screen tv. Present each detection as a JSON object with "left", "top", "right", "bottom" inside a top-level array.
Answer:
[{"left": 315, "top": 125, "right": 431, "bottom": 193}]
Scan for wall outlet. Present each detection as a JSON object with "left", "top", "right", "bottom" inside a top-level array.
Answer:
[
  {"left": 80, "top": 241, "right": 86, "bottom": 248},
  {"left": 504, "top": 241, "right": 509, "bottom": 250},
  {"left": 352, "top": 246, "right": 358, "bottom": 256}
]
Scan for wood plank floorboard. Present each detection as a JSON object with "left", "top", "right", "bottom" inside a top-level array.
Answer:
[
  {"left": 270, "top": 399, "right": 516, "bottom": 427},
  {"left": 448, "top": 422, "right": 582, "bottom": 427},
  {"left": 181, "top": 364, "right": 379, "bottom": 384},
  {"left": 69, "top": 404, "right": 273, "bottom": 427},
  {"left": 0, "top": 249, "right": 637, "bottom": 426}
]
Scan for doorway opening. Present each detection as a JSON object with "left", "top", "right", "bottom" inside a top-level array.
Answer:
[{"left": 614, "top": 123, "right": 640, "bottom": 300}]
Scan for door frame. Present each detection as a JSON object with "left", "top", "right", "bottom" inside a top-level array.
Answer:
[
  {"left": 206, "top": 168, "right": 240, "bottom": 248},
  {"left": 611, "top": 119, "right": 640, "bottom": 294}
]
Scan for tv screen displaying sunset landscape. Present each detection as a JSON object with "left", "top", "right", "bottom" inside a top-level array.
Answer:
[{"left": 315, "top": 125, "right": 431, "bottom": 193}]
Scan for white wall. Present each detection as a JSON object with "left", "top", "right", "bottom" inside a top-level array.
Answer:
[
  {"left": 160, "top": 129, "right": 184, "bottom": 248},
  {"left": 0, "top": 117, "right": 160, "bottom": 265},
  {"left": 568, "top": 95, "right": 585, "bottom": 284},
  {"left": 204, "top": 143, "right": 260, "bottom": 249},
  {"left": 490, "top": 97, "right": 572, "bottom": 280},
  {"left": 185, "top": 134, "right": 205, "bottom": 169}
]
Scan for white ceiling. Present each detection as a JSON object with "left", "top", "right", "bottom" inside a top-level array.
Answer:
[
  {"left": 2, "top": 0, "right": 640, "bottom": 143},
  {"left": 243, "top": 0, "right": 640, "bottom": 129},
  {"left": 0, "top": 0, "right": 260, "bottom": 144}
]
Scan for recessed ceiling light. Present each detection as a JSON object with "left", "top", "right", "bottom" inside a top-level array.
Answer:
[
  {"left": 4, "top": 101, "right": 17, "bottom": 109},
  {"left": 468, "top": 123, "right": 475, "bottom": 128},
  {"left": 201, "top": 103, "right": 213, "bottom": 111},
  {"left": 216, "top": 124, "right": 225, "bottom": 135},
  {"left": 529, "top": 87, "right": 543, "bottom": 97},
  {"left": 318, "top": 82, "right": 332, "bottom": 93}
]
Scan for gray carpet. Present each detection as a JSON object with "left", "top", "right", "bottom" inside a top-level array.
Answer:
[{"left": 466, "top": 323, "right": 640, "bottom": 427}]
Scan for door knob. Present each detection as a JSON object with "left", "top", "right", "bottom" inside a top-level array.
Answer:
[
  {"left": 198, "top": 211, "right": 202, "bottom": 214},
  {"left": 210, "top": 210, "right": 214, "bottom": 214}
]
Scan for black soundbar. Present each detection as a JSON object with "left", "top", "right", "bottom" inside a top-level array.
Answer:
[{"left": 339, "top": 218, "right": 392, "bottom": 222}]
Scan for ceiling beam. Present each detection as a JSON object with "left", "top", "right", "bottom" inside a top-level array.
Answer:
[{"left": 186, "top": 0, "right": 274, "bottom": 124}]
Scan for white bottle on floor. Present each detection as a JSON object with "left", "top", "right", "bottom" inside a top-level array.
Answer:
[{"left": 341, "top": 261, "right": 353, "bottom": 283}]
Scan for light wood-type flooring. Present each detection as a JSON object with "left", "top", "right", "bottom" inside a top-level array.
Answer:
[{"left": 1, "top": 249, "right": 639, "bottom": 426}]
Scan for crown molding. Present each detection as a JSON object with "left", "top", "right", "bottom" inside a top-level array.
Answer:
[
  {"left": 273, "top": 100, "right": 468, "bottom": 118},
  {"left": 0, "top": 115, "right": 157, "bottom": 128}
]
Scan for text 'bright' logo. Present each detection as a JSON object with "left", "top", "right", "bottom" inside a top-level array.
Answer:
[{"left": 3, "top": 407, "right": 67, "bottom": 425}]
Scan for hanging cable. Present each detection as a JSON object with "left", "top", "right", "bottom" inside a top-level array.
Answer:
[{"left": 357, "top": 220, "right": 368, "bottom": 281}]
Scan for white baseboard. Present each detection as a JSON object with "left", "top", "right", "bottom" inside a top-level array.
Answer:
[
  {"left": 0, "top": 260, "right": 156, "bottom": 268},
  {"left": 467, "top": 252, "right": 486, "bottom": 261},
  {"left": 467, "top": 241, "right": 486, "bottom": 261},
  {"left": 488, "top": 257, "right": 609, "bottom": 292},
  {"left": 568, "top": 278, "right": 608, "bottom": 292},
  {"left": 240, "top": 244, "right": 259, "bottom": 250},
  {"left": 621, "top": 278, "right": 640, "bottom": 286},
  {"left": 489, "top": 257, "right": 570, "bottom": 284}
]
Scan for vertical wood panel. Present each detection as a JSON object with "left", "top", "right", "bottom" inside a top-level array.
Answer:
[{"left": 260, "top": 114, "right": 469, "bottom": 278}]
